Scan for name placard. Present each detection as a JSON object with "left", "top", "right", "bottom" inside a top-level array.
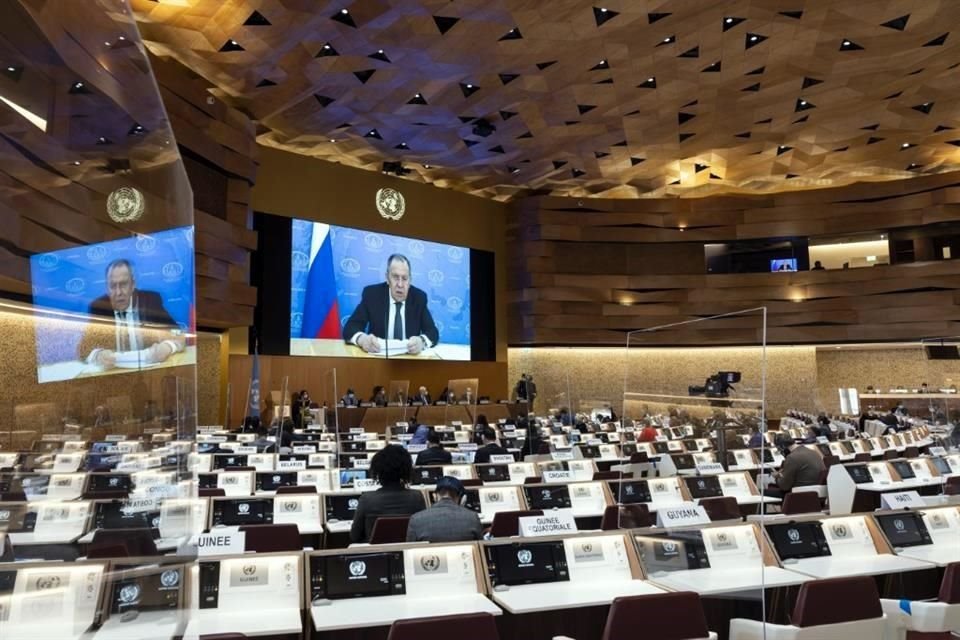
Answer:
[
  {"left": 459, "top": 443, "right": 478, "bottom": 452},
  {"left": 880, "top": 491, "right": 926, "bottom": 510},
  {"left": 293, "top": 445, "right": 315, "bottom": 453},
  {"left": 929, "top": 446, "right": 947, "bottom": 456},
  {"left": 656, "top": 504, "right": 711, "bottom": 528},
  {"left": 407, "top": 444, "right": 427, "bottom": 453},
  {"left": 105, "top": 435, "right": 125, "bottom": 442},
  {"left": 277, "top": 460, "right": 306, "bottom": 471},
  {"left": 122, "top": 496, "right": 161, "bottom": 514},
  {"left": 235, "top": 446, "right": 257, "bottom": 454},
  {"left": 490, "top": 454, "right": 515, "bottom": 464},
  {"left": 353, "top": 459, "right": 371, "bottom": 469},
  {"left": 349, "top": 428, "right": 363, "bottom": 434},
  {"left": 196, "top": 528, "right": 245, "bottom": 557},
  {"left": 519, "top": 510, "right": 578, "bottom": 537},
  {"left": 542, "top": 470, "right": 573, "bottom": 483},
  {"left": 551, "top": 450, "right": 574, "bottom": 461},
  {"left": 696, "top": 462, "right": 726, "bottom": 476},
  {"left": 816, "top": 436, "right": 829, "bottom": 444},
  {"left": 354, "top": 479, "right": 380, "bottom": 491}
]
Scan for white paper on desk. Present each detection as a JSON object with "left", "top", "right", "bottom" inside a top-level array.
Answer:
[
  {"left": 404, "top": 546, "right": 478, "bottom": 597},
  {"left": 823, "top": 517, "right": 876, "bottom": 554},
  {"left": 702, "top": 526, "right": 762, "bottom": 569},
  {"left": 365, "top": 338, "right": 427, "bottom": 357},
  {"left": 564, "top": 536, "right": 631, "bottom": 583},
  {"left": 921, "top": 508, "right": 960, "bottom": 545}
]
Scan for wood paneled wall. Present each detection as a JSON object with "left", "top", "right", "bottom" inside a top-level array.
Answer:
[
  {"left": 149, "top": 55, "right": 258, "bottom": 329},
  {"left": 509, "top": 172, "right": 960, "bottom": 345}
]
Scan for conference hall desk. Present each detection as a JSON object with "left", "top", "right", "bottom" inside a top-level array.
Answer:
[
  {"left": 414, "top": 404, "right": 472, "bottom": 427},
  {"left": 827, "top": 460, "right": 948, "bottom": 514},
  {"left": 291, "top": 338, "right": 470, "bottom": 360},
  {"left": 37, "top": 345, "right": 197, "bottom": 382}
]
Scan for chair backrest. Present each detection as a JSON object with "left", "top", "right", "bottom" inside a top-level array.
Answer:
[
  {"left": 601, "top": 504, "right": 654, "bottom": 530},
  {"left": 199, "top": 488, "right": 226, "bottom": 497},
  {"left": 791, "top": 576, "right": 881, "bottom": 627},
  {"left": 369, "top": 516, "right": 411, "bottom": 544},
  {"left": 821, "top": 454, "right": 840, "bottom": 468},
  {"left": 602, "top": 592, "right": 710, "bottom": 640},
  {"left": 489, "top": 510, "right": 543, "bottom": 537},
  {"left": 698, "top": 496, "right": 741, "bottom": 522},
  {"left": 199, "top": 633, "right": 248, "bottom": 639},
  {"left": 387, "top": 612, "right": 499, "bottom": 640},
  {"left": 629, "top": 452, "right": 650, "bottom": 463},
  {"left": 853, "top": 453, "right": 871, "bottom": 463},
  {"left": 88, "top": 528, "right": 159, "bottom": 558},
  {"left": 239, "top": 524, "right": 301, "bottom": 552},
  {"left": 461, "top": 479, "right": 483, "bottom": 487},
  {"left": 883, "top": 450, "right": 898, "bottom": 460},
  {"left": 903, "top": 446, "right": 919, "bottom": 458},
  {"left": 939, "top": 562, "right": 960, "bottom": 604},
  {"left": 276, "top": 485, "right": 316, "bottom": 494},
  {"left": 944, "top": 476, "right": 960, "bottom": 496},
  {"left": 782, "top": 491, "right": 821, "bottom": 515},
  {"left": 522, "top": 476, "right": 541, "bottom": 484}
]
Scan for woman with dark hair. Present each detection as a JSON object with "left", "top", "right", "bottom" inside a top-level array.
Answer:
[
  {"left": 349, "top": 445, "right": 426, "bottom": 543},
  {"left": 371, "top": 386, "right": 387, "bottom": 407}
]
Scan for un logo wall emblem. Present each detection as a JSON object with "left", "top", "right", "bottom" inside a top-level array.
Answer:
[
  {"left": 376, "top": 188, "right": 405, "bottom": 220},
  {"left": 107, "top": 186, "right": 145, "bottom": 223}
]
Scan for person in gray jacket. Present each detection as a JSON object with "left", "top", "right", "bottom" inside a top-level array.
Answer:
[{"left": 406, "top": 476, "right": 483, "bottom": 543}]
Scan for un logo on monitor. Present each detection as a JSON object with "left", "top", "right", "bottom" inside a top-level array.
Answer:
[
  {"left": 787, "top": 528, "right": 801, "bottom": 542},
  {"left": 238, "top": 503, "right": 250, "bottom": 514},
  {"left": 160, "top": 570, "right": 180, "bottom": 588},
  {"left": 118, "top": 584, "right": 140, "bottom": 604},
  {"left": 86, "top": 245, "right": 109, "bottom": 264},
  {"left": 428, "top": 269, "right": 444, "bottom": 286},
  {"left": 516, "top": 549, "right": 533, "bottom": 565},
  {"left": 65, "top": 277, "right": 86, "bottom": 295},
  {"left": 348, "top": 499, "right": 359, "bottom": 510},
  {"left": 37, "top": 253, "right": 59, "bottom": 271},
  {"left": 419, "top": 554, "right": 441, "bottom": 572},
  {"left": 135, "top": 234, "right": 157, "bottom": 254},
  {"left": 242, "top": 565, "right": 257, "bottom": 577},
  {"left": 894, "top": 519, "right": 905, "bottom": 531},
  {"left": 349, "top": 560, "right": 367, "bottom": 577}
]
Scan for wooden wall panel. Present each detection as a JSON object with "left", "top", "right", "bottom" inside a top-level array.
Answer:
[{"left": 510, "top": 172, "right": 960, "bottom": 346}]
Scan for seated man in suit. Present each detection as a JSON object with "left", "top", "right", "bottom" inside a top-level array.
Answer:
[
  {"left": 415, "top": 430, "right": 452, "bottom": 466},
  {"left": 77, "top": 259, "right": 185, "bottom": 369},
  {"left": 342, "top": 254, "right": 439, "bottom": 355},
  {"left": 410, "top": 385, "right": 432, "bottom": 406},
  {"left": 406, "top": 476, "right": 482, "bottom": 543},
  {"left": 473, "top": 426, "right": 509, "bottom": 464}
]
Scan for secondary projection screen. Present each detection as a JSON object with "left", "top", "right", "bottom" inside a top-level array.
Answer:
[
  {"left": 30, "top": 226, "right": 196, "bottom": 383},
  {"left": 290, "top": 220, "right": 471, "bottom": 360}
]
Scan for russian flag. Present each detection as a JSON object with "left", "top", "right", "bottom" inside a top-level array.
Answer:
[{"left": 301, "top": 223, "right": 341, "bottom": 339}]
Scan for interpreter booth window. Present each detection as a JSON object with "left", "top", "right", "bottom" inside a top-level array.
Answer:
[{"left": 0, "top": 1, "right": 201, "bottom": 636}]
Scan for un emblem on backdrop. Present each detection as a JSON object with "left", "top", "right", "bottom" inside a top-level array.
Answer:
[
  {"left": 107, "top": 186, "right": 145, "bottom": 223},
  {"left": 376, "top": 188, "right": 405, "bottom": 220},
  {"left": 427, "top": 269, "right": 444, "bottom": 286},
  {"left": 364, "top": 233, "right": 384, "bottom": 252}
]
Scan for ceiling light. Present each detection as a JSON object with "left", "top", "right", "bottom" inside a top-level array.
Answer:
[
  {"left": 750, "top": 35, "right": 758, "bottom": 41},
  {"left": 6, "top": 66, "right": 14, "bottom": 72},
  {"left": 104, "top": 41, "right": 111, "bottom": 46},
  {"left": 600, "top": 7, "right": 608, "bottom": 12},
  {"left": 230, "top": 40, "right": 238, "bottom": 46},
  {"left": 323, "top": 44, "right": 331, "bottom": 49},
  {"left": 72, "top": 161, "right": 81, "bottom": 165},
  {"left": 74, "top": 82, "right": 83, "bottom": 88},
  {"left": 902, "top": 142, "right": 911, "bottom": 148},
  {"left": 341, "top": 8, "right": 348, "bottom": 14},
  {"left": 0, "top": 93, "right": 47, "bottom": 131},
  {"left": 118, "top": 36, "right": 125, "bottom": 41},
  {"left": 842, "top": 40, "right": 851, "bottom": 46},
  {"left": 424, "top": 164, "right": 431, "bottom": 169},
  {"left": 663, "top": 36, "right": 671, "bottom": 42},
  {"left": 647, "top": 77, "right": 654, "bottom": 82},
  {"left": 466, "top": 83, "right": 473, "bottom": 88},
  {"left": 799, "top": 100, "right": 806, "bottom": 106},
  {"left": 377, "top": 49, "right": 383, "bottom": 54},
  {"left": 725, "top": 17, "right": 733, "bottom": 23},
  {"left": 329, "top": 138, "right": 335, "bottom": 142}
]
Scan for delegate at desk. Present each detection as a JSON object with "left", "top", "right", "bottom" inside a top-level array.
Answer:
[{"left": 342, "top": 254, "right": 439, "bottom": 356}]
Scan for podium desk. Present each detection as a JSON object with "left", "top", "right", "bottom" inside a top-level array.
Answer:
[
  {"left": 310, "top": 593, "right": 500, "bottom": 632},
  {"left": 470, "top": 404, "right": 511, "bottom": 424},
  {"left": 877, "top": 506, "right": 960, "bottom": 567},
  {"left": 415, "top": 404, "right": 472, "bottom": 427},
  {"left": 491, "top": 580, "right": 666, "bottom": 614},
  {"left": 91, "top": 611, "right": 186, "bottom": 640},
  {"left": 327, "top": 407, "right": 365, "bottom": 431},
  {"left": 359, "top": 407, "right": 412, "bottom": 430}
]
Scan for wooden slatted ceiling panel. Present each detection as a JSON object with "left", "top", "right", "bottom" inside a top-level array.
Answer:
[
  {"left": 509, "top": 173, "right": 960, "bottom": 345},
  {"left": 133, "top": 0, "right": 960, "bottom": 201}
]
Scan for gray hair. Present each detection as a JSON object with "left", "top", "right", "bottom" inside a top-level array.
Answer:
[
  {"left": 105, "top": 258, "right": 135, "bottom": 279},
  {"left": 386, "top": 254, "right": 410, "bottom": 271}
]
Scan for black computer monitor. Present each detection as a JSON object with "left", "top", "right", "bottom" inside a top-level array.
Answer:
[
  {"left": 410, "top": 466, "right": 443, "bottom": 485},
  {"left": 766, "top": 522, "right": 832, "bottom": 560},
  {"left": 197, "top": 473, "right": 219, "bottom": 489},
  {"left": 608, "top": 480, "right": 652, "bottom": 504},
  {"left": 341, "top": 441, "right": 365, "bottom": 453},
  {"left": 210, "top": 498, "right": 273, "bottom": 526},
  {"left": 212, "top": 454, "right": 248, "bottom": 470},
  {"left": 876, "top": 512, "right": 932, "bottom": 548},
  {"left": 672, "top": 454, "right": 696, "bottom": 470},
  {"left": 438, "top": 431, "right": 456, "bottom": 442},
  {"left": 634, "top": 532, "right": 711, "bottom": 573},
  {"left": 524, "top": 484, "right": 572, "bottom": 510},
  {"left": 621, "top": 443, "right": 638, "bottom": 457},
  {"left": 485, "top": 541, "right": 569, "bottom": 587},
  {"left": 931, "top": 457, "right": 952, "bottom": 475},
  {"left": 840, "top": 441, "right": 856, "bottom": 455},
  {"left": 13, "top": 474, "right": 50, "bottom": 499},
  {"left": 758, "top": 448, "right": 775, "bottom": 463},
  {"left": 110, "top": 565, "right": 183, "bottom": 613},
  {"left": 309, "top": 552, "right": 405, "bottom": 600},
  {"left": 684, "top": 475, "right": 724, "bottom": 499},
  {"left": 255, "top": 471, "right": 298, "bottom": 491},
  {"left": 0, "top": 503, "right": 33, "bottom": 532},
  {"left": 653, "top": 442, "right": 670, "bottom": 455},
  {"left": 480, "top": 464, "right": 510, "bottom": 482},
  {"left": 325, "top": 494, "right": 361, "bottom": 521},
  {"left": 816, "top": 444, "right": 832, "bottom": 457},
  {"left": 93, "top": 501, "right": 160, "bottom": 531},
  {"left": 338, "top": 469, "right": 368, "bottom": 486},
  {"left": 890, "top": 460, "right": 916, "bottom": 480},
  {"left": 86, "top": 473, "right": 133, "bottom": 495},
  {"left": 501, "top": 437, "right": 518, "bottom": 450},
  {"left": 579, "top": 445, "right": 601, "bottom": 459},
  {"left": 846, "top": 465, "right": 873, "bottom": 484}
]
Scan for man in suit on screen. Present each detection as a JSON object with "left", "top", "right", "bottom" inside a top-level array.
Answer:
[
  {"left": 343, "top": 254, "right": 439, "bottom": 354},
  {"left": 77, "top": 259, "right": 185, "bottom": 368}
]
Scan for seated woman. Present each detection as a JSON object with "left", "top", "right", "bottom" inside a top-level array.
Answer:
[{"left": 349, "top": 445, "right": 427, "bottom": 543}]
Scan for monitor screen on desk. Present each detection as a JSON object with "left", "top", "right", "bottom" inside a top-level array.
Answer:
[
  {"left": 93, "top": 501, "right": 160, "bottom": 531},
  {"left": 684, "top": 475, "right": 724, "bottom": 499},
  {"left": 86, "top": 473, "right": 133, "bottom": 495},
  {"left": 480, "top": 464, "right": 510, "bottom": 482},
  {"left": 609, "top": 480, "right": 652, "bottom": 504},
  {"left": 840, "top": 441, "right": 856, "bottom": 454},
  {"left": 212, "top": 454, "right": 248, "bottom": 470},
  {"left": 758, "top": 448, "right": 775, "bottom": 463},
  {"left": 110, "top": 565, "right": 182, "bottom": 613},
  {"left": 635, "top": 532, "right": 711, "bottom": 573},
  {"left": 525, "top": 485, "right": 572, "bottom": 510},
  {"left": 309, "top": 552, "right": 405, "bottom": 600},
  {"left": 653, "top": 442, "right": 670, "bottom": 454},
  {"left": 931, "top": 457, "right": 952, "bottom": 475},
  {"left": 211, "top": 498, "right": 273, "bottom": 526},
  {"left": 14, "top": 473, "right": 51, "bottom": 498},
  {"left": 672, "top": 454, "right": 696, "bottom": 470},
  {"left": 326, "top": 494, "right": 361, "bottom": 522},
  {"left": 621, "top": 443, "right": 638, "bottom": 457},
  {"left": 255, "top": 471, "right": 298, "bottom": 491},
  {"left": 890, "top": 460, "right": 916, "bottom": 480},
  {"left": 767, "top": 522, "right": 831, "bottom": 560},
  {"left": 876, "top": 512, "right": 932, "bottom": 548},
  {"left": 816, "top": 444, "right": 832, "bottom": 456},
  {"left": 197, "top": 473, "right": 218, "bottom": 489},
  {"left": 411, "top": 466, "right": 443, "bottom": 485},
  {"left": 846, "top": 465, "right": 873, "bottom": 484},
  {"left": 486, "top": 541, "right": 569, "bottom": 587},
  {"left": 0, "top": 503, "right": 33, "bottom": 532},
  {"left": 339, "top": 469, "right": 368, "bottom": 486},
  {"left": 579, "top": 445, "right": 601, "bottom": 459}
]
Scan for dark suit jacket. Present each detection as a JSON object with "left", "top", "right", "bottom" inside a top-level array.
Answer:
[
  {"left": 77, "top": 290, "right": 177, "bottom": 359},
  {"left": 349, "top": 485, "right": 426, "bottom": 543},
  {"left": 474, "top": 442, "right": 510, "bottom": 464},
  {"left": 415, "top": 447, "right": 453, "bottom": 466},
  {"left": 410, "top": 392, "right": 432, "bottom": 406},
  {"left": 342, "top": 282, "right": 439, "bottom": 346}
]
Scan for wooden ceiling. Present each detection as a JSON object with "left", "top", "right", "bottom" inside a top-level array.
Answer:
[{"left": 132, "top": 0, "right": 960, "bottom": 201}]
